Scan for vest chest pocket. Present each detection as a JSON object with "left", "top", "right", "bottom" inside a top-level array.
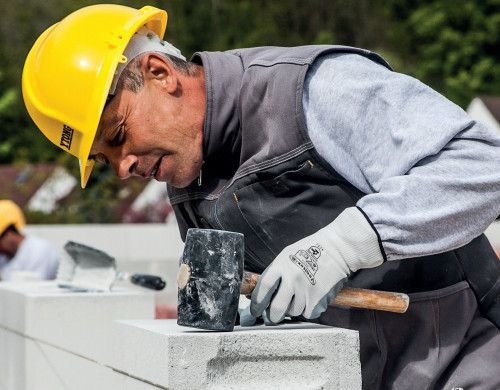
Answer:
[{"left": 214, "top": 159, "right": 359, "bottom": 272}]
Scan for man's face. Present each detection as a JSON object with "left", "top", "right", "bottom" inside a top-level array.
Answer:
[
  {"left": 90, "top": 55, "right": 205, "bottom": 188},
  {"left": 0, "top": 233, "right": 8, "bottom": 256},
  {"left": 0, "top": 230, "right": 16, "bottom": 258}
]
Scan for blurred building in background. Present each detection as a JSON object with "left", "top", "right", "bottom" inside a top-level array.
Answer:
[
  {"left": 0, "top": 163, "right": 172, "bottom": 224},
  {"left": 467, "top": 96, "right": 500, "bottom": 134}
]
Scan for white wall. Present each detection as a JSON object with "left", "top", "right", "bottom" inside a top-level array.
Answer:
[
  {"left": 24, "top": 221, "right": 184, "bottom": 305},
  {"left": 23, "top": 219, "right": 500, "bottom": 306}
]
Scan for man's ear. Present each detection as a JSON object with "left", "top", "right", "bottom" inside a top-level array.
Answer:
[{"left": 141, "top": 53, "right": 178, "bottom": 93}]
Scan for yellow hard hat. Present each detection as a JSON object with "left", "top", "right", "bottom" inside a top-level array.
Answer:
[
  {"left": 0, "top": 200, "right": 26, "bottom": 235},
  {"left": 22, "top": 4, "right": 168, "bottom": 188}
]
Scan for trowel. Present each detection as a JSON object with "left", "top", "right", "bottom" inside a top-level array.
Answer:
[
  {"left": 177, "top": 229, "right": 410, "bottom": 331},
  {"left": 57, "top": 241, "right": 166, "bottom": 292}
]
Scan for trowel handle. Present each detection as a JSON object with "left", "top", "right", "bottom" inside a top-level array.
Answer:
[
  {"left": 241, "top": 271, "right": 409, "bottom": 314},
  {"left": 130, "top": 274, "right": 166, "bottom": 291}
]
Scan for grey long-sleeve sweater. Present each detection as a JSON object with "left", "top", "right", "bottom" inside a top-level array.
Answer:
[{"left": 303, "top": 53, "right": 500, "bottom": 261}]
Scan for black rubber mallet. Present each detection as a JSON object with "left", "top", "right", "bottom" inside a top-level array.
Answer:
[{"left": 177, "top": 228, "right": 409, "bottom": 331}]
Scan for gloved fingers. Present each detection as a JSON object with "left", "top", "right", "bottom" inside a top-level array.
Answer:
[
  {"left": 250, "top": 266, "right": 281, "bottom": 317},
  {"left": 262, "top": 310, "right": 276, "bottom": 326},
  {"left": 304, "top": 277, "right": 347, "bottom": 319},
  {"left": 266, "top": 279, "right": 294, "bottom": 324},
  {"left": 239, "top": 304, "right": 277, "bottom": 327},
  {"left": 239, "top": 305, "right": 257, "bottom": 327},
  {"left": 287, "top": 293, "right": 305, "bottom": 317},
  {"left": 305, "top": 293, "right": 330, "bottom": 319}
]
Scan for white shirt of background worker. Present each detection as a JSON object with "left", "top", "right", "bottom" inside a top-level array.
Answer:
[{"left": 0, "top": 200, "right": 59, "bottom": 281}]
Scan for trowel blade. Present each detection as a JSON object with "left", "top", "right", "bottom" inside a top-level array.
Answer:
[{"left": 58, "top": 241, "right": 117, "bottom": 292}]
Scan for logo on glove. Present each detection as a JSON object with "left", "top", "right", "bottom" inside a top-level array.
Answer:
[{"left": 290, "top": 245, "right": 322, "bottom": 285}]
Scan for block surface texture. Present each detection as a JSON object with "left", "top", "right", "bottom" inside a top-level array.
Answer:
[{"left": 112, "top": 320, "right": 362, "bottom": 389}]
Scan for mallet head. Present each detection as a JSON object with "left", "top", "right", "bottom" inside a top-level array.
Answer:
[{"left": 177, "top": 228, "right": 244, "bottom": 331}]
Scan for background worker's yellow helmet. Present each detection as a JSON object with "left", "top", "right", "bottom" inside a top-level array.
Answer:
[
  {"left": 22, "top": 5, "right": 168, "bottom": 188},
  {"left": 0, "top": 200, "right": 26, "bottom": 236}
]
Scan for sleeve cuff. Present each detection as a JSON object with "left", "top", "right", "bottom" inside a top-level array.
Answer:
[
  {"left": 356, "top": 206, "right": 387, "bottom": 263},
  {"left": 323, "top": 206, "right": 386, "bottom": 272}
]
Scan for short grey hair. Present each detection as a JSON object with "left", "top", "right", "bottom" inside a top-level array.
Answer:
[
  {"left": 109, "top": 27, "right": 188, "bottom": 96},
  {"left": 115, "top": 52, "right": 194, "bottom": 94}
]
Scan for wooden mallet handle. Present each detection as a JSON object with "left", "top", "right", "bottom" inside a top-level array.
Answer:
[{"left": 241, "top": 271, "right": 409, "bottom": 314}]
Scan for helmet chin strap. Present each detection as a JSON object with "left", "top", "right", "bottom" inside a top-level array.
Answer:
[{"left": 109, "top": 27, "right": 186, "bottom": 96}]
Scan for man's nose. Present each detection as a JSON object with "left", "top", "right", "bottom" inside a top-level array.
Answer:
[{"left": 116, "top": 155, "right": 138, "bottom": 179}]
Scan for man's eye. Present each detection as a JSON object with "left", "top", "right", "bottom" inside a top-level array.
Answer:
[
  {"left": 110, "top": 127, "right": 125, "bottom": 147},
  {"left": 94, "top": 153, "right": 109, "bottom": 165}
]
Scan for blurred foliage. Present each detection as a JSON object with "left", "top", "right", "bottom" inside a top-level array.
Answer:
[
  {"left": 385, "top": 0, "right": 500, "bottom": 106},
  {"left": 0, "top": 0, "right": 498, "bottom": 222}
]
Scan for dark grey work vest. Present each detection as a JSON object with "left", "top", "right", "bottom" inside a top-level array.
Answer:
[{"left": 168, "top": 46, "right": 500, "bottom": 324}]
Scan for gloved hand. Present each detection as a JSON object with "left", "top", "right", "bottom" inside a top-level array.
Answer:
[
  {"left": 239, "top": 304, "right": 275, "bottom": 326},
  {"left": 250, "top": 207, "right": 384, "bottom": 324}
]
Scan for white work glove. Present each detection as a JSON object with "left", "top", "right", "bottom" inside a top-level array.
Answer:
[
  {"left": 239, "top": 304, "right": 275, "bottom": 326},
  {"left": 250, "top": 207, "right": 384, "bottom": 324}
]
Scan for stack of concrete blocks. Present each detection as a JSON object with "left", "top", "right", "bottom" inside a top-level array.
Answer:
[
  {"left": 0, "top": 281, "right": 156, "bottom": 389},
  {"left": 0, "top": 281, "right": 362, "bottom": 389}
]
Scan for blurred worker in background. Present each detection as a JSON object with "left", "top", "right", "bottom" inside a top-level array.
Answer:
[{"left": 0, "top": 200, "right": 59, "bottom": 280}]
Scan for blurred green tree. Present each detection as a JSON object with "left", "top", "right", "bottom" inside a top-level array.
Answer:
[{"left": 386, "top": 0, "right": 500, "bottom": 106}]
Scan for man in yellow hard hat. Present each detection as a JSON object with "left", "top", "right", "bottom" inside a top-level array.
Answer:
[
  {"left": 0, "top": 200, "right": 59, "bottom": 280},
  {"left": 22, "top": 4, "right": 500, "bottom": 389}
]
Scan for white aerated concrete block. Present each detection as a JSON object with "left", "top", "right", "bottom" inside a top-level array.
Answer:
[
  {"left": 0, "top": 327, "right": 158, "bottom": 390},
  {"left": 0, "top": 281, "right": 155, "bottom": 364},
  {"left": 111, "top": 320, "right": 361, "bottom": 390}
]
